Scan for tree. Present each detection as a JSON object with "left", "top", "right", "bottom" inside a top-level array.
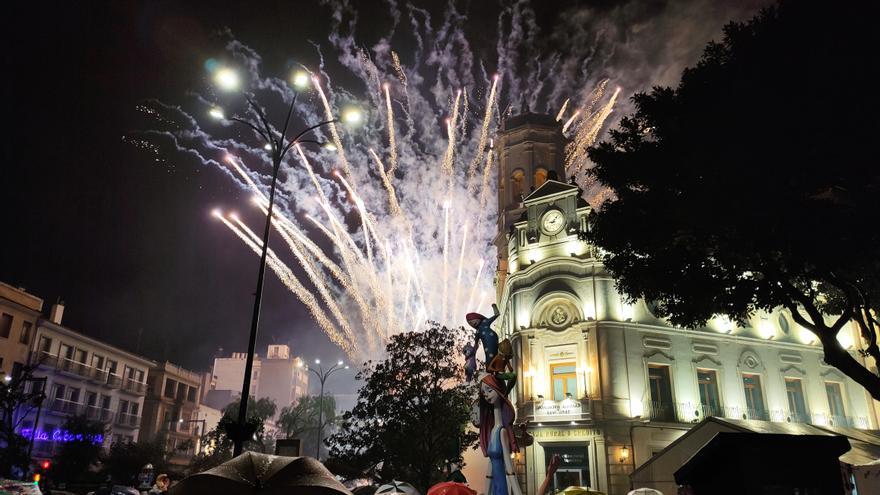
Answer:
[
  {"left": 51, "top": 415, "right": 107, "bottom": 483},
  {"left": 328, "top": 323, "right": 478, "bottom": 494},
  {"left": 188, "top": 395, "right": 277, "bottom": 473},
  {"left": 278, "top": 395, "right": 337, "bottom": 456},
  {"left": 0, "top": 364, "right": 46, "bottom": 478},
  {"left": 586, "top": 1, "right": 880, "bottom": 398},
  {"left": 102, "top": 439, "right": 169, "bottom": 486}
]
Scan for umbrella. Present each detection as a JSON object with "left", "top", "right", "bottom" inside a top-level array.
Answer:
[
  {"left": 0, "top": 479, "right": 43, "bottom": 495},
  {"left": 558, "top": 487, "right": 606, "bottom": 495},
  {"left": 427, "top": 482, "right": 475, "bottom": 495},
  {"left": 170, "top": 452, "right": 352, "bottom": 495},
  {"left": 375, "top": 481, "right": 420, "bottom": 495},
  {"left": 627, "top": 489, "right": 663, "bottom": 495}
]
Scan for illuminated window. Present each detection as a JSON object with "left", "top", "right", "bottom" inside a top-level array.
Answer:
[
  {"left": 534, "top": 168, "right": 548, "bottom": 188},
  {"left": 785, "top": 378, "right": 808, "bottom": 422},
  {"left": 511, "top": 169, "right": 525, "bottom": 202},
  {"left": 648, "top": 365, "right": 675, "bottom": 421},
  {"left": 742, "top": 373, "right": 767, "bottom": 420},
  {"left": 825, "top": 382, "right": 846, "bottom": 419},
  {"left": 551, "top": 362, "right": 577, "bottom": 401},
  {"left": 697, "top": 369, "right": 721, "bottom": 416}
]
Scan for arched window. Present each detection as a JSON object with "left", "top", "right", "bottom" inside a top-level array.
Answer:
[
  {"left": 534, "top": 167, "right": 548, "bottom": 188},
  {"left": 511, "top": 169, "right": 525, "bottom": 202}
]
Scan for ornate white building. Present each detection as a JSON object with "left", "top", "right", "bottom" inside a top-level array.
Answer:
[{"left": 493, "top": 114, "right": 879, "bottom": 495}]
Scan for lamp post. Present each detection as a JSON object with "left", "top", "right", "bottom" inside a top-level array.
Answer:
[
  {"left": 210, "top": 67, "right": 360, "bottom": 457},
  {"left": 300, "top": 359, "right": 348, "bottom": 458}
]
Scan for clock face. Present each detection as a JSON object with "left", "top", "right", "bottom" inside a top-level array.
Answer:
[{"left": 541, "top": 209, "right": 565, "bottom": 234}]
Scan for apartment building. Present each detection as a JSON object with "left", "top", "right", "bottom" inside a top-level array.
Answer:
[
  {"left": 23, "top": 305, "right": 153, "bottom": 454},
  {"left": 140, "top": 361, "right": 202, "bottom": 466}
]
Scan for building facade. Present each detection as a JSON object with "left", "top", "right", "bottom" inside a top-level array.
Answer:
[
  {"left": 209, "top": 344, "right": 308, "bottom": 415},
  {"left": 493, "top": 115, "right": 879, "bottom": 495},
  {"left": 0, "top": 283, "right": 44, "bottom": 379},
  {"left": 139, "top": 361, "right": 202, "bottom": 466},
  {"left": 23, "top": 306, "right": 153, "bottom": 456}
]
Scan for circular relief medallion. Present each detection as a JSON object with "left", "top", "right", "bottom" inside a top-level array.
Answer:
[
  {"left": 744, "top": 355, "right": 759, "bottom": 369},
  {"left": 549, "top": 305, "right": 570, "bottom": 329}
]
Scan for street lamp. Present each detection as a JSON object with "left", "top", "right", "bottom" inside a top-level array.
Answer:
[
  {"left": 209, "top": 66, "right": 360, "bottom": 457},
  {"left": 301, "top": 359, "right": 348, "bottom": 458}
]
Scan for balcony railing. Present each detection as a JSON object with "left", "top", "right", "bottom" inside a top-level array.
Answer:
[
  {"left": 638, "top": 400, "right": 869, "bottom": 429},
  {"left": 31, "top": 351, "right": 125, "bottom": 390},
  {"left": 48, "top": 398, "right": 81, "bottom": 415},
  {"left": 115, "top": 412, "right": 141, "bottom": 428},
  {"left": 122, "top": 378, "right": 146, "bottom": 395}
]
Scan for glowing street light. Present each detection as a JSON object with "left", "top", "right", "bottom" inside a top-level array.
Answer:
[
  {"left": 292, "top": 71, "right": 310, "bottom": 89},
  {"left": 342, "top": 107, "right": 362, "bottom": 125},
  {"left": 214, "top": 67, "right": 241, "bottom": 91},
  {"left": 210, "top": 68, "right": 360, "bottom": 458}
]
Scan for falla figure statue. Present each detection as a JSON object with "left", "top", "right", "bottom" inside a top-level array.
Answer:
[
  {"left": 467, "top": 303, "right": 501, "bottom": 366},
  {"left": 478, "top": 372, "right": 522, "bottom": 495}
]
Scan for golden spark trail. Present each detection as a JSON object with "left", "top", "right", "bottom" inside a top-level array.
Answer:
[
  {"left": 562, "top": 110, "right": 580, "bottom": 134},
  {"left": 253, "top": 204, "right": 375, "bottom": 350},
  {"left": 333, "top": 171, "right": 384, "bottom": 268},
  {"left": 232, "top": 213, "right": 362, "bottom": 349},
  {"left": 467, "top": 75, "right": 499, "bottom": 183},
  {"left": 216, "top": 213, "right": 354, "bottom": 357},
  {"left": 384, "top": 83, "right": 398, "bottom": 176},
  {"left": 313, "top": 76, "right": 353, "bottom": 181},
  {"left": 442, "top": 202, "right": 450, "bottom": 323},
  {"left": 369, "top": 148, "right": 402, "bottom": 216},
  {"left": 466, "top": 259, "right": 486, "bottom": 313},
  {"left": 225, "top": 155, "right": 267, "bottom": 203},
  {"left": 556, "top": 98, "right": 570, "bottom": 122},
  {"left": 451, "top": 222, "right": 468, "bottom": 322},
  {"left": 441, "top": 90, "right": 462, "bottom": 177}
]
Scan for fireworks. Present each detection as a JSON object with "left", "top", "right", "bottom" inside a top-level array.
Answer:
[{"left": 137, "top": 2, "right": 619, "bottom": 361}]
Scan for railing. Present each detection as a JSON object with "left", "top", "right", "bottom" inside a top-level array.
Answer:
[
  {"left": 122, "top": 378, "right": 146, "bottom": 395},
  {"left": 84, "top": 405, "right": 113, "bottom": 421},
  {"left": 31, "top": 351, "right": 123, "bottom": 390},
  {"left": 637, "top": 400, "right": 869, "bottom": 429},
  {"left": 48, "top": 398, "right": 81, "bottom": 415},
  {"left": 106, "top": 374, "right": 122, "bottom": 389},
  {"left": 116, "top": 412, "right": 141, "bottom": 428}
]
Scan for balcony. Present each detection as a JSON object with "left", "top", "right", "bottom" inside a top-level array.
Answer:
[
  {"left": 121, "top": 378, "right": 146, "bottom": 396},
  {"left": 115, "top": 412, "right": 141, "bottom": 428},
  {"left": 106, "top": 374, "right": 122, "bottom": 389},
  {"left": 48, "top": 398, "right": 81, "bottom": 415},
  {"left": 637, "top": 401, "right": 870, "bottom": 429}
]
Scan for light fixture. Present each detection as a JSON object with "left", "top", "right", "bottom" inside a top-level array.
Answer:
[
  {"left": 337, "top": 360, "right": 344, "bottom": 366},
  {"left": 536, "top": 423, "right": 543, "bottom": 427},
  {"left": 315, "top": 359, "right": 321, "bottom": 364},
  {"left": 209, "top": 107, "right": 225, "bottom": 120},
  {"left": 263, "top": 143, "right": 272, "bottom": 151},
  {"left": 619, "top": 446, "right": 630, "bottom": 463},
  {"left": 291, "top": 71, "right": 310, "bottom": 89},
  {"left": 570, "top": 421, "right": 576, "bottom": 425},
  {"left": 342, "top": 108, "right": 363, "bottom": 125},
  {"left": 214, "top": 67, "right": 241, "bottom": 91}
]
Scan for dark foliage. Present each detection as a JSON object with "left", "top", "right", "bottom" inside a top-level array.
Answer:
[
  {"left": 51, "top": 415, "right": 107, "bottom": 483},
  {"left": 587, "top": 1, "right": 880, "bottom": 397},
  {"left": 328, "top": 323, "right": 478, "bottom": 494}
]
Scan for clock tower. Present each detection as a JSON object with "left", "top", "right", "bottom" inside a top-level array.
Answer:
[{"left": 494, "top": 113, "right": 568, "bottom": 301}]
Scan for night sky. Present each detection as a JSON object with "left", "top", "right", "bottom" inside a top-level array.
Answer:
[{"left": 3, "top": 0, "right": 769, "bottom": 397}]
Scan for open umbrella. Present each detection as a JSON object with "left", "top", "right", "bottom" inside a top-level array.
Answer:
[
  {"left": 627, "top": 489, "right": 663, "bottom": 495},
  {"left": 375, "top": 481, "right": 420, "bottom": 495},
  {"left": 558, "top": 486, "right": 606, "bottom": 495},
  {"left": 170, "top": 452, "right": 352, "bottom": 495},
  {"left": 427, "top": 482, "right": 475, "bottom": 495}
]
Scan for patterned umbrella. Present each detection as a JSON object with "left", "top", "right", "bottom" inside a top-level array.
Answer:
[
  {"left": 0, "top": 479, "right": 43, "bottom": 495},
  {"left": 427, "top": 481, "right": 476, "bottom": 495},
  {"left": 169, "top": 452, "right": 352, "bottom": 495},
  {"left": 375, "top": 481, "right": 420, "bottom": 495},
  {"left": 558, "top": 486, "right": 606, "bottom": 495}
]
